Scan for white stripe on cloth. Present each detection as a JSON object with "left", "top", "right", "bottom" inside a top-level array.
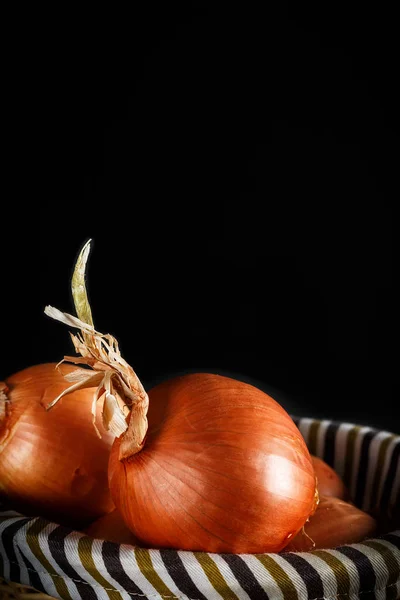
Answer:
[
  {"left": 63, "top": 532, "right": 108, "bottom": 600},
  {"left": 239, "top": 554, "right": 284, "bottom": 600},
  {"left": 366, "top": 536, "right": 400, "bottom": 565},
  {"left": 11, "top": 520, "right": 59, "bottom": 600},
  {"left": 295, "top": 550, "right": 338, "bottom": 599},
  {"left": 37, "top": 522, "right": 83, "bottom": 600},
  {"left": 314, "top": 419, "right": 333, "bottom": 459},
  {"left": 27, "top": 569, "right": 59, "bottom": 600},
  {"left": 0, "top": 516, "right": 27, "bottom": 532},
  {"left": 328, "top": 549, "right": 361, "bottom": 598},
  {"left": 118, "top": 546, "right": 171, "bottom": 600},
  {"left": 361, "top": 430, "right": 392, "bottom": 512},
  {"left": 13, "top": 545, "right": 32, "bottom": 591},
  {"left": 0, "top": 517, "right": 27, "bottom": 582},
  {"left": 209, "top": 553, "right": 252, "bottom": 600},
  {"left": 267, "top": 553, "right": 308, "bottom": 599},
  {"left": 352, "top": 543, "right": 389, "bottom": 600},
  {"left": 333, "top": 423, "right": 355, "bottom": 481},
  {"left": 0, "top": 518, "right": 32, "bottom": 592},
  {"left": 179, "top": 551, "right": 226, "bottom": 600}
]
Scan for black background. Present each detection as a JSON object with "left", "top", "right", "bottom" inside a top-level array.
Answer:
[{"left": 1, "top": 5, "right": 397, "bottom": 432}]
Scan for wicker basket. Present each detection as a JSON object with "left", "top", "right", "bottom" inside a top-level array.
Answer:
[
  {"left": 0, "top": 577, "right": 56, "bottom": 600},
  {"left": 1, "top": 416, "right": 399, "bottom": 600}
]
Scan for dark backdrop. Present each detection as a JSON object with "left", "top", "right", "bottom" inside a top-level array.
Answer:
[{"left": 1, "top": 5, "right": 396, "bottom": 432}]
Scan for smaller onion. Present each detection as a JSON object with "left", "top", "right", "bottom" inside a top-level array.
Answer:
[
  {"left": 0, "top": 363, "right": 115, "bottom": 528},
  {"left": 83, "top": 509, "right": 139, "bottom": 545},
  {"left": 283, "top": 496, "right": 377, "bottom": 552},
  {"left": 311, "top": 455, "right": 349, "bottom": 500}
]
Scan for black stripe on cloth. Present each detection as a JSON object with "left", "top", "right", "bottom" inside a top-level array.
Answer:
[
  {"left": 379, "top": 442, "right": 400, "bottom": 516},
  {"left": 0, "top": 518, "right": 32, "bottom": 587},
  {"left": 281, "top": 551, "right": 324, "bottom": 600},
  {"left": 322, "top": 421, "right": 338, "bottom": 468},
  {"left": 336, "top": 545, "right": 376, "bottom": 600},
  {"left": 17, "top": 541, "right": 48, "bottom": 595},
  {"left": 47, "top": 526, "right": 98, "bottom": 600},
  {"left": 160, "top": 549, "right": 208, "bottom": 600},
  {"left": 102, "top": 541, "right": 148, "bottom": 600},
  {"left": 354, "top": 429, "right": 377, "bottom": 509},
  {"left": 379, "top": 533, "right": 400, "bottom": 550},
  {"left": 220, "top": 553, "right": 269, "bottom": 600}
]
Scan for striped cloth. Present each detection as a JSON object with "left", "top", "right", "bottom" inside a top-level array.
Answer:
[{"left": 1, "top": 417, "right": 399, "bottom": 600}]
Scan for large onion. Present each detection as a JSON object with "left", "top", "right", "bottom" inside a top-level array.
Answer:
[
  {"left": 0, "top": 362, "right": 115, "bottom": 528},
  {"left": 108, "top": 372, "right": 319, "bottom": 553}
]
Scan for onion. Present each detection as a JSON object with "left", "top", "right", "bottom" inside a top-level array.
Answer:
[
  {"left": 284, "top": 496, "right": 378, "bottom": 551},
  {"left": 83, "top": 508, "right": 139, "bottom": 545},
  {"left": 108, "top": 373, "right": 319, "bottom": 554},
  {"left": 311, "top": 455, "right": 349, "bottom": 500},
  {"left": 0, "top": 362, "right": 115, "bottom": 528}
]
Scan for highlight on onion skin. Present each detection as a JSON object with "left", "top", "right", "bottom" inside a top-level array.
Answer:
[
  {"left": 83, "top": 508, "right": 139, "bottom": 545},
  {"left": 311, "top": 455, "right": 349, "bottom": 500},
  {"left": 109, "top": 372, "right": 319, "bottom": 554},
  {"left": 0, "top": 363, "right": 115, "bottom": 529},
  {"left": 283, "top": 495, "right": 378, "bottom": 552}
]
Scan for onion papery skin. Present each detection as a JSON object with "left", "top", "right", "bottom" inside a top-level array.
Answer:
[
  {"left": 109, "top": 373, "right": 318, "bottom": 553},
  {"left": 0, "top": 363, "right": 115, "bottom": 528}
]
